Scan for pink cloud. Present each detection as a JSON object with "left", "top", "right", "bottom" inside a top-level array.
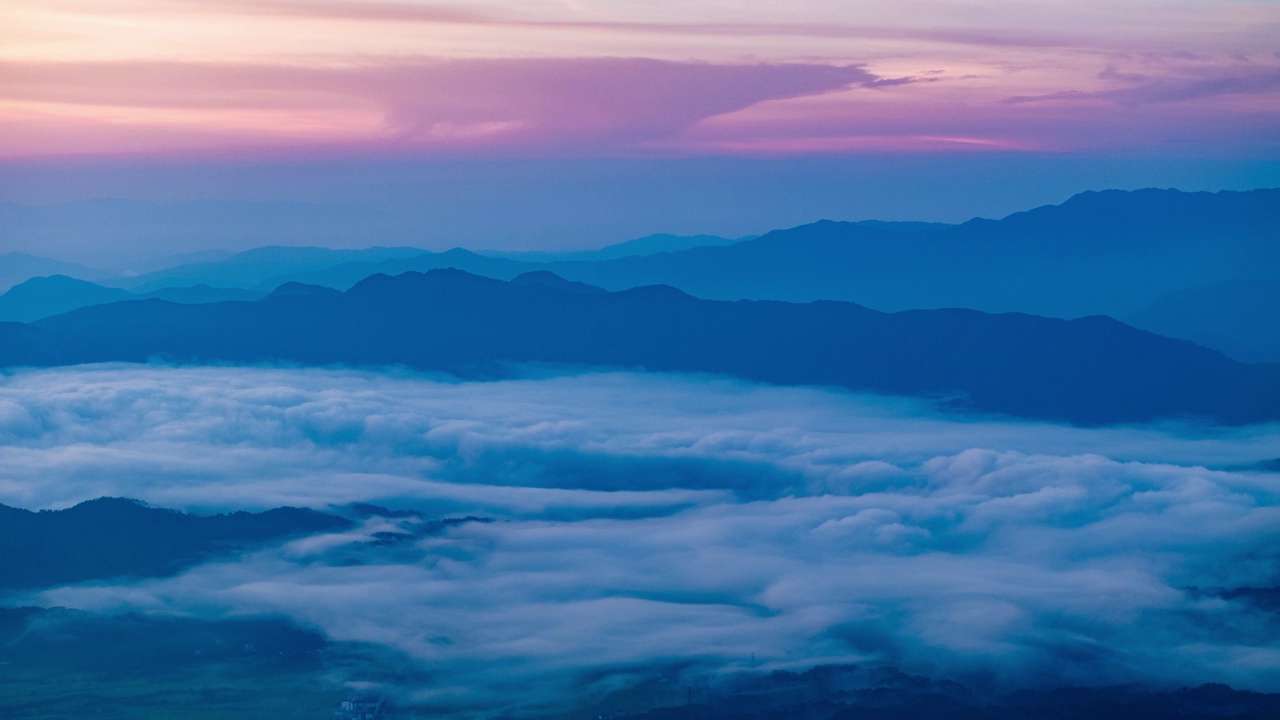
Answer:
[
  {"left": 673, "top": 104, "right": 1277, "bottom": 157},
  {"left": 370, "top": 59, "right": 883, "bottom": 148},
  {"left": 2, "top": 54, "right": 1276, "bottom": 160},
  {"left": 206, "top": 0, "right": 493, "bottom": 24},
  {"left": 0, "top": 58, "right": 886, "bottom": 157},
  {"left": 178, "top": 0, "right": 1081, "bottom": 49}
]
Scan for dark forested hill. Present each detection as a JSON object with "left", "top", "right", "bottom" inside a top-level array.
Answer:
[
  {"left": 0, "top": 498, "right": 350, "bottom": 591},
  {"left": 5, "top": 269, "right": 1278, "bottom": 425}
]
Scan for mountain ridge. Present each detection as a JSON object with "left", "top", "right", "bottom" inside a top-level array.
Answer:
[
  {"left": 0, "top": 274, "right": 265, "bottom": 323},
  {"left": 3, "top": 188, "right": 1275, "bottom": 364},
  {"left": 99, "top": 187, "right": 1279, "bottom": 320},
  {"left": 8, "top": 268, "right": 1278, "bottom": 426}
]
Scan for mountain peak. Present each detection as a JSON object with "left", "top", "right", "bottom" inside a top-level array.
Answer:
[
  {"left": 510, "top": 271, "right": 605, "bottom": 294},
  {"left": 265, "top": 282, "right": 342, "bottom": 299}
]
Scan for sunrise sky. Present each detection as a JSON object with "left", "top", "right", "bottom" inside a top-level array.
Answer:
[
  {"left": 1, "top": 0, "right": 1278, "bottom": 248},
  {"left": 4, "top": 0, "right": 1279, "bottom": 158}
]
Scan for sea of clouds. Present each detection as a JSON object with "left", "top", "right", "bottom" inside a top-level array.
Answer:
[{"left": 2, "top": 363, "right": 1278, "bottom": 712}]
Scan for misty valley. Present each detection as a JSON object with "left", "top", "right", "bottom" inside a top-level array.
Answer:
[{"left": 1, "top": 190, "right": 1278, "bottom": 718}]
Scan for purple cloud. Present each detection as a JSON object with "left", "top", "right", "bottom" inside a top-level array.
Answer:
[
  {"left": 1009, "top": 62, "right": 1280, "bottom": 105},
  {"left": 187, "top": 0, "right": 1081, "bottom": 49},
  {"left": 0, "top": 58, "right": 882, "bottom": 154}
]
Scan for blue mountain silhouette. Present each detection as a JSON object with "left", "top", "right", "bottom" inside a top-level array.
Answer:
[{"left": 4, "top": 268, "right": 1276, "bottom": 425}]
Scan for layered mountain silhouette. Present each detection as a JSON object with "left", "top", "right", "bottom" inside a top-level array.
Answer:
[
  {"left": 21, "top": 188, "right": 1259, "bottom": 364},
  {"left": 482, "top": 232, "right": 751, "bottom": 262},
  {"left": 1126, "top": 279, "right": 1280, "bottom": 364},
  {"left": 4, "top": 189, "right": 1276, "bottom": 360},
  {"left": 124, "top": 244, "right": 434, "bottom": 293},
  {"left": 6, "top": 269, "right": 1278, "bottom": 425},
  {"left": 0, "top": 198, "right": 385, "bottom": 272},
  {"left": 528, "top": 188, "right": 1280, "bottom": 318},
  {"left": 0, "top": 497, "right": 349, "bottom": 591},
  {"left": 0, "top": 252, "right": 104, "bottom": 293},
  {"left": 59, "top": 190, "right": 1268, "bottom": 316},
  {"left": 0, "top": 275, "right": 131, "bottom": 322},
  {"left": 0, "top": 274, "right": 263, "bottom": 323}
]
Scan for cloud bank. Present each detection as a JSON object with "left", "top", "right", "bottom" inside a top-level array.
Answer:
[{"left": 2, "top": 364, "right": 1279, "bottom": 713}]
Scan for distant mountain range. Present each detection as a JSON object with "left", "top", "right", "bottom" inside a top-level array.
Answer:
[
  {"left": 1125, "top": 279, "right": 1280, "bottom": 365},
  {"left": 485, "top": 232, "right": 752, "bottom": 261},
  {"left": 121, "top": 245, "right": 436, "bottom": 293},
  {"left": 92, "top": 188, "right": 1275, "bottom": 313},
  {"left": 0, "top": 252, "right": 106, "bottom": 293},
  {"left": 4, "top": 269, "right": 1277, "bottom": 425},
  {"left": 2, "top": 188, "right": 1276, "bottom": 361},
  {"left": 0, "top": 275, "right": 263, "bottom": 323},
  {"left": 523, "top": 188, "right": 1279, "bottom": 317},
  {"left": 0, "top": 198, "right": 386, "bottom": 272}
]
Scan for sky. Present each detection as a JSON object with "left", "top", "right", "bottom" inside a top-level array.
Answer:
[{"left": 1, "top": 0, "right": 1279, "bottom": 250}]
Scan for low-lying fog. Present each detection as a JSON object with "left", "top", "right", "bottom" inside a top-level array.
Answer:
[{"left": 2, "top": 364, "right": 1278, "bottom": 710}]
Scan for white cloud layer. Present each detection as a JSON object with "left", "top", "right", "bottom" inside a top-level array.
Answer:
[{"left": 3, "top": 363, "right": 1279, "bottom": 712}]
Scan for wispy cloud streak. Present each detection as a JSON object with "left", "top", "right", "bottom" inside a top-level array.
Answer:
[
  {"left": 1009, "top": 63, "right": 1280, "bottom": 105},
  {"left": 191, "top": 0, "right": 1087, "bottom": 48},
  {"left": 0, "top": 58, "right": 883, "bottom": 156}
]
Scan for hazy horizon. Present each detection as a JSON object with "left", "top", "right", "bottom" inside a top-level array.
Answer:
[{"left": 2, "top": 172, "right": 1278, "bottom": 270}]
